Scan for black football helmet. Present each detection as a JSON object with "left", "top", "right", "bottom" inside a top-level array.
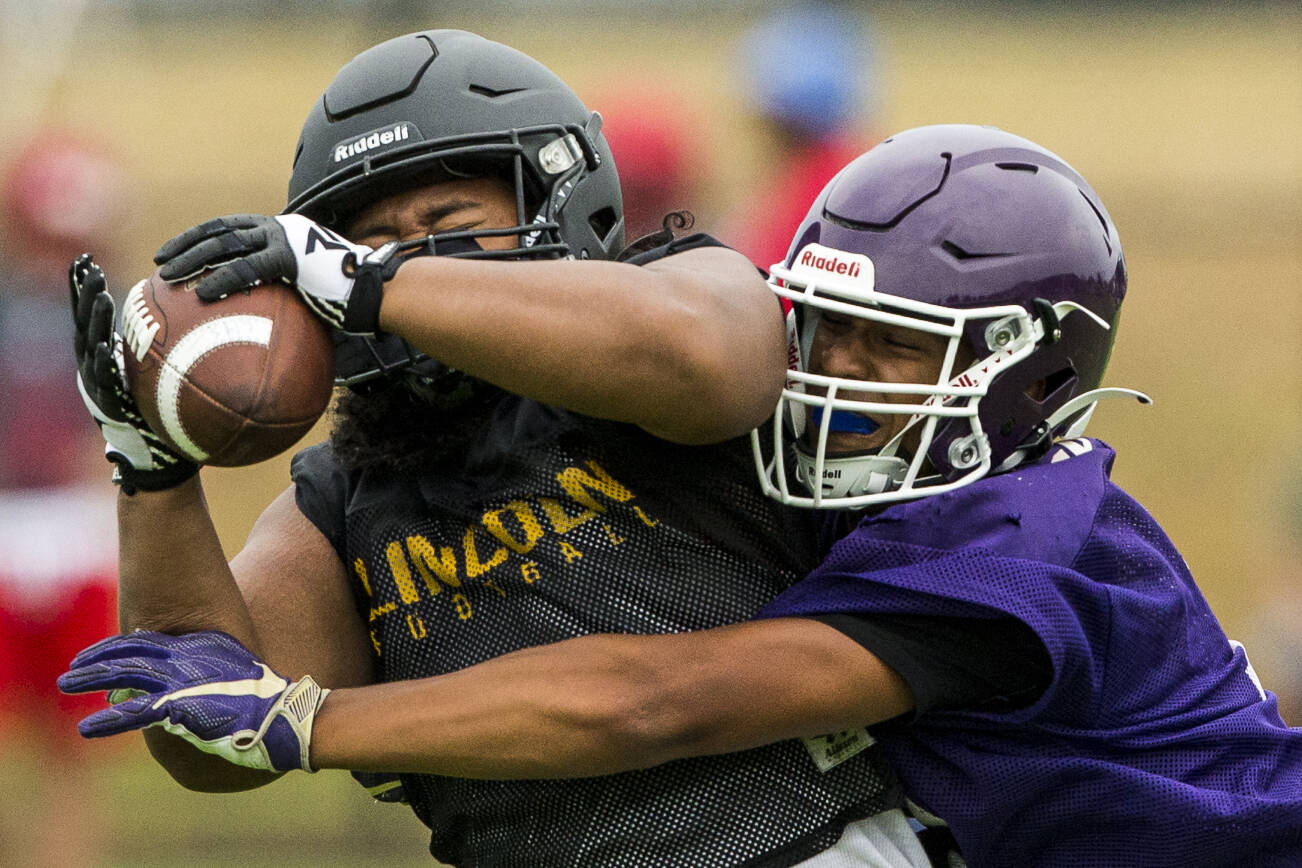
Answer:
[{"left": 285, "top": 29, "right": 625, "bottom": 386}]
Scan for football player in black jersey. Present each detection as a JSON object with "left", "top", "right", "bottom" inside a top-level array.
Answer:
[{"left": 63, "top": 30, "right": 932, "bottom": 868}]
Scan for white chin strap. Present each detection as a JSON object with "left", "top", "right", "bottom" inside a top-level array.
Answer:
[{"left": 793, "top": 450, "right": 909, "bottom": 501}]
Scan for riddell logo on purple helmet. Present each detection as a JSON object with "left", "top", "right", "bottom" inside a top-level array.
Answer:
[
  {"left": 799, "top": 248, "right": 861, "bottom": 277},
  {"left": 790, "top": 243, "right": 874, "bottom": 288}
]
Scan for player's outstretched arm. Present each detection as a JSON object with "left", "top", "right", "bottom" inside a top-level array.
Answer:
[
  {"left": 312, "top": 617, "right": 911, "bottom": 778},
  {"left": 64, "top": 616, "right": 909, "bottom": 780},
  {"left": 153, "top": 215, "right": 786, "bottom": 444},
  {"left": 71, "top": 255, "right": 251, "bottom": 640},
  {"left": 71, "top": 256, "right": 371, "bottom": 789},
  {"left": 378, "top": 244, "right": 786, "bottom": 444}
]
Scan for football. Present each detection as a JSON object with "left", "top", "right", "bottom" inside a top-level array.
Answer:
[{"left": 119, "top": 268, "right": 335, "bottom": 467}]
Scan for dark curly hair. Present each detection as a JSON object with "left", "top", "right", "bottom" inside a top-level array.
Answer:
[
  {"left": 329, "top": 371, "right": 504, "bottom": 474},
  {"left": 617, "top": 210, "right": 694, "bottom": 260}
]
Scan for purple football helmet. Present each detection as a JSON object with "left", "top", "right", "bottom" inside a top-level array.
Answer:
[{"left": 753, "top": 124, "right": 1149, "bottom": 508}]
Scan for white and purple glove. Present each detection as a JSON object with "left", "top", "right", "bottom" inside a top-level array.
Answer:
[
  {"left": 153, "top": 213, "right": 402, "bottom": 336},
  {"left": 57, "top": 630, "right": 328, "bottom": 774}
]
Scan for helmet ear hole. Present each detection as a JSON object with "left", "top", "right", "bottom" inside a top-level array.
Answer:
[
  {"left": 1039, "top": 367, "right": 1077, "bottom": 405},
  {"left": 587, "top": 206, "right": 620, "bottom": 247}
]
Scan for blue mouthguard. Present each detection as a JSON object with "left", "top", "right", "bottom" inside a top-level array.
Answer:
[{"left": 810, "top": 407, "right": 880, "bottom": 435}]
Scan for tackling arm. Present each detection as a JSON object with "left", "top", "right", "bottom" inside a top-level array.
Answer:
[
  {"left": 64, "top": 588, "right": 908, "bottom": 779},
  {"left": 309, "top": 617, "right": 911, "bottom": 779},
  {"left": 114, "top": 484, "right": 370, "bottom": 791}
]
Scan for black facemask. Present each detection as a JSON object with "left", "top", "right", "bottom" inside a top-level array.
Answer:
[{"left": 333, "top": 235, "right": 485, "bottom": 390}]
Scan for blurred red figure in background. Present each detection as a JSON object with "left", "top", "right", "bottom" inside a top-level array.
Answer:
[
  {"left": 1, "top": 134, "right": 126, "bottom": 488},
  {"left": 0, "top": 130, "right": 126, "bottom": 867},
  {"left": 725, "top": 2, "right": 882, "bottom": 271},
  {"left": 596, "top": 89, "right": 703, "bottom": 242}
]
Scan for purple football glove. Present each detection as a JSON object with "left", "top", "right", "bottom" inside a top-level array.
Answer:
[{"left": 57, "top": 630, "right": 328, "bottom": 773}]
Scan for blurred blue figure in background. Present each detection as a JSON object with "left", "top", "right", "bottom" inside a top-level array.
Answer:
[
  {"left": 727, "top": 1, "right": 883, "bottom": 270},
  {"left": 740, "top": 1, "right": 877, "bottom": 141}
]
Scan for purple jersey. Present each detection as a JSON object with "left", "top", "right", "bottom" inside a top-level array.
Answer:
[{"left": 759, "top": 438, "right": 1302, "bottom": 866}]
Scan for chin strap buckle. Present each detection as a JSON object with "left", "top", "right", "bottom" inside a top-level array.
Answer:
[{"left": 1032, "top": 298, "right": 1062, "bottom": 343}]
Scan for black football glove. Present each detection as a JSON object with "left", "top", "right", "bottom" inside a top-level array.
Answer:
[
  {"left": 70, "top": 254, "right": 198, "bottom": 494},
  {"left": 153, "top": 213, "right": 400, "bottom": 336}
]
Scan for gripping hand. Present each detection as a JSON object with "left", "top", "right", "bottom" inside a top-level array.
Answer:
[
  {"left": 57, "top": 630, "right": 328, "bottom": 774},
  {"left": 70, "top": 254, "right": 198, "bottom": 493},
  {"left": 154, "top": 213, "right": 397, "bottom": 336}
]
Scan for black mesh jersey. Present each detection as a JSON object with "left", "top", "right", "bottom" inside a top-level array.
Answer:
[{"left": 292, "top": 399, "right": 902, "bottom": 867}]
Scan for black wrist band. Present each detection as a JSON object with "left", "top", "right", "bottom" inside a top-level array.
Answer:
[
  {"left": 111, "top": 457, "right": 199, "bottom": 496},
  {"left": 343, "top": 241, "right": 404, "bottom": 335}
]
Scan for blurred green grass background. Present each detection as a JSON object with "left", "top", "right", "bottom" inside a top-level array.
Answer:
[
  {"left": 0, "top": 739, "right": 434, "bottom": 866},
  {"left": 1, "top": 2, "right": 1297, "bottom": 865}
]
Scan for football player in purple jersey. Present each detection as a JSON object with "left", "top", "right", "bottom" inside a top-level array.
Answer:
[
  {"left": 62, "top": 114, "right": 1302, "bottom": 863},
  {"left": 743, "top": 124, "right": 1302, "bottom": 865}
]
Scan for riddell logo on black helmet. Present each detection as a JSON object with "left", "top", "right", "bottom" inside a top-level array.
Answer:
[{"left": 332, "top": 122, "right": 418, "bottom": 164}]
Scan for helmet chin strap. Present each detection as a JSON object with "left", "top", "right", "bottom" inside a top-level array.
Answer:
[
  {"left": 793, "top": 417, "right": 914, "bottom": 501},
  {"left": 794, "top": 450, "right": 910, "bottom": 501}
]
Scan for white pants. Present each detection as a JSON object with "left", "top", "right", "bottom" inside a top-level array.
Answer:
[{"left": 792, "top": 808, "right": 939, "bottom": 868}]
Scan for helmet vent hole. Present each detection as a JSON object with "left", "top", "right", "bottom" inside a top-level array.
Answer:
[
  {"left": 941, "top": 240, "right": 1012, "bottom": 261},
  {"left": 587, "top": 206, "right": 619, "bottom": 245},
  {"left": 995, "top": 162, "right": 1038, "bottom": 173},
  {"left": 468, "top": 84, "right": 527, "bottom": 99},
  {"left": 1079, "top": 189, "right": 1113, "bottom": 254}
]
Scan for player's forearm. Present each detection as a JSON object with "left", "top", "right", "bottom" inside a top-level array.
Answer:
[
  {"left": 378, "top": 250, "right": 784, "bottom": 443},
  {"left": 117, "top": 479, "right": 273, "bottom": 790},
  {"left": 116, "top": 477, "right": 258, "bottom": 648},
  {"left": 310, "top": 634, "right": 679, "bottom": 779},
  {"left": 308, "top": 620, "right": 911, "bottom": 780}
]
